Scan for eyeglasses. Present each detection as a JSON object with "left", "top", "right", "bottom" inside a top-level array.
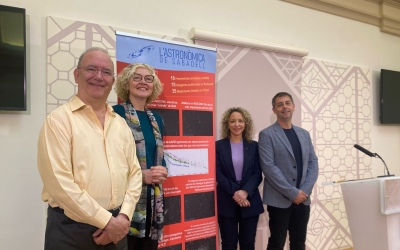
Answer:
[
  {"left": 132, "top": 73, "right": 154, "bottom": 83},
  {"left": 78, "top": 66, "right": 114, "bottom": 78}
]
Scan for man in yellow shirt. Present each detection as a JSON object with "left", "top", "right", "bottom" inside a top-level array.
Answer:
[{"left": 37, "top": 47, "right": 142, "bottom": 249}]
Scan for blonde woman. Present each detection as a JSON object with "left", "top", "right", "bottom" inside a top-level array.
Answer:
[
  {"left": 216, "top": 107, "right": 264, "bottom": 250},
  {"left": 113, "top": 63, "right": 167, "bottom": 250}
]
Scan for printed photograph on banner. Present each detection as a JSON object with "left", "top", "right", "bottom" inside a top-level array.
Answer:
[{"left": 164, "top": 149, "right": 208, "bottom": 176}]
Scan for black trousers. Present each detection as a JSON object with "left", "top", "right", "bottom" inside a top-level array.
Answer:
[
  {"left": 45, "top": 206, "right": 127, "bottom": 250},
  {"left": 266, "top": 204, "right": 310, "bottom": 250},
  {"left": 127, "top": 235, "right": 158, "bottom": 250},
  {"left": 218, "top": 204, "right": 260, "bottom": 250}
]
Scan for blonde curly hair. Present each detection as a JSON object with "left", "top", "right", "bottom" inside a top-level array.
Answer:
[
  {"left": 114, "top": 63, "right": 163, "bottom": 104},
  {"left": 220, "top": 107, "right": 254, "bottom": 142}
]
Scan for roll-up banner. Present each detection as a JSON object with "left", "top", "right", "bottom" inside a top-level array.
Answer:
[{"left": 116, "top": 31, "right": 218, "bottom": 250}]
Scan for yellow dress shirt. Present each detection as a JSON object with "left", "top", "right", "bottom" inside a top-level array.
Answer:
[{"left": 37, "top": 95, "right": 142, "bottom": 229}]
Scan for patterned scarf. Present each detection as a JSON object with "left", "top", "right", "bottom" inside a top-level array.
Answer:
[{"left": 122, "top": 100, "right": 164, "bottom": 240}]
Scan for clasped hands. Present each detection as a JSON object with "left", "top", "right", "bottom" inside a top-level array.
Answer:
[
  {"left": 92, "top": 213, "right": 130, "bottom": 245},
  {"left": 233, "top": 190, "right": 250, "bottom": 207},
  {"left": 142, "top": 166, "right": 168, "bottom": 185},
  {"left": 293, "top": 190, "right": 308, "bottom": 205}
]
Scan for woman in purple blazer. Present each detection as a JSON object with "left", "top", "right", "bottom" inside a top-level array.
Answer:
[{"left": 216, "top": 107, "right": 264, "bottom": 250}]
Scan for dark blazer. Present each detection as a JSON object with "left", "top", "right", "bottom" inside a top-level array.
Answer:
[{"left": 216, "top": 138, "right": 264, "bottom": 218}]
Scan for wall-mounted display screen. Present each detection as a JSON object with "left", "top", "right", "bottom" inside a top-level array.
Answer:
[
  {"left": 380, "top": 69, "right": 400, "bottom": 124},
  {"left": 0, "top": 5, "right": 26, "bottom": 111}
]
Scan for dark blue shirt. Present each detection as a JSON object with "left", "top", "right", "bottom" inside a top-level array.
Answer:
[{"left": 283, "top": 128, "right": 303, "bottom": 188}]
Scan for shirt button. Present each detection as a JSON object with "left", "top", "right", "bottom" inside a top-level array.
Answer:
[
  {"left": 293, "top": 166, "right": 296, "bottom": 168},
  {"left": 293, "top": 179, "right": 296, "bottom": 181}
]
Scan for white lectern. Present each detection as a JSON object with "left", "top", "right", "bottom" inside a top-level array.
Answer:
[{"left": 341, "top": 176, "right": 400, "bottom": 250}]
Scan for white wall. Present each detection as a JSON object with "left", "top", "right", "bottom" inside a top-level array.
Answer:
[{"left": 0, "top": 0, "right": 399, "bottom": 249}]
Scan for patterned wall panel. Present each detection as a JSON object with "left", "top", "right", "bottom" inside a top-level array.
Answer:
[
  {"left": 195, "top": 40, "right": 303, "bottom": 141},
  {"left": 46, "top": 16, "right": 187, "bottom": 114},
  {"left": 302, "top": 59, "right": 371, "bottom": 250}
]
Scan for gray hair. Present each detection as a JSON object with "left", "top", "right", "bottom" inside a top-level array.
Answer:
[{"left": 77, "top": 47, "right": 113, "bottom": 68}]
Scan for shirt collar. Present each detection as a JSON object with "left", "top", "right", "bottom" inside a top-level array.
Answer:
[
  {"left": 70, "top": 95, "right": 115, "bottom": 116},
  {"left": 70, "top": 95, "right": 87, "bottom": 111}
]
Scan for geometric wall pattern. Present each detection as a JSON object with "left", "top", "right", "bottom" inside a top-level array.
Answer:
[
  {"left": 46, "top": 16, "right": 187, "bottom": 114},
  {"left": 47, "top": 16, "right": 371, "bottom": 250},
  {"left": 46, "top": 17, "right": 117, "bottom": 113},
  {"left": 194, "top": 40, "right": 303, "bottom": 142},
  {"left": 302, "top": 59, "right": 371, "bottom": 250}
]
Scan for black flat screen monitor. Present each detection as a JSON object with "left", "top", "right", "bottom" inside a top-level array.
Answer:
[
  {"left": 380, "top": 69, "right": 400, "bottom": 124},
  {"left": 0, "top": 5, "right": 26, "bottom": 111}
]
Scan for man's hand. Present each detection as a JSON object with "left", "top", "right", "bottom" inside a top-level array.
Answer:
[
  {"left": 233, "top": 190, "right": 248, "bottom": 204},
  {"left": 103, "top": 214, "right": 130, "bottom": 244},
  {"left": 143, "top": 166, "right": 167, "bottom": 184},
  {"left": 93, "top": 229, "right": 112, "bottom": 245},
  {"left": 293, "top": 190, "right": 308, "bottom": 204}
]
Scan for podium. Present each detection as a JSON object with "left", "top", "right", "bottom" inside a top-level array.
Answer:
[{"left": 341, "top": 176, "right": 400, "bottom": 250}]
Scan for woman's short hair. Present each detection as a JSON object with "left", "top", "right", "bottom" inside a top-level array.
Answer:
[
  {"left": 220, "top": 107, "right": 254, "bottom": 142},
  {"left": 114, "top": 63, "right": 163, "bottom": 104}
]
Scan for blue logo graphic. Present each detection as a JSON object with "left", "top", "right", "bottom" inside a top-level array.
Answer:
[{"left": 127, "top": 45, "right": 155, "bottom": 59}]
